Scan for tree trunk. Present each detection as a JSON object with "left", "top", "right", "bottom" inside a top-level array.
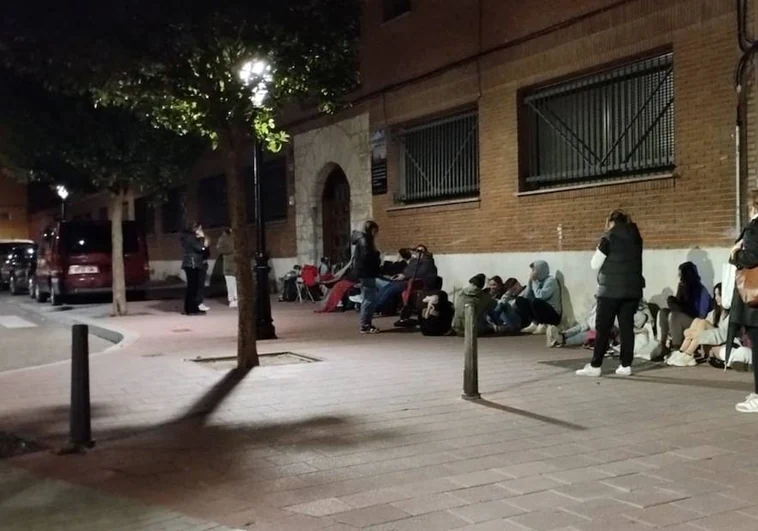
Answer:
[
  {"left": 110, "top": 188, "right": 128, "bottom": 316},
  {"left": 221, "top": 129, "right": 259, "bottom": 369}
]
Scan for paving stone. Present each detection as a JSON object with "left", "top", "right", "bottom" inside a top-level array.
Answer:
[
  {"left": 449, "top": 500, "right": 525, "bottom": 524},
  {"left": 365, "top": 510, "right": 469, "bottom": 531},
  {"left": 546, "top": 467, "right": 615, "bottom": 485},
  {"left": 332, "top": 504, "right": 411, "bottom": 527},
  {"left": 601, "top": 473, "right": 671, "bottom": 492},
  {"left": 622, "top": 503, "right": 704, "bottom": 527},
  {"left": 688, "top": 510, "right": 758, "bottom": 531},
  {"left": 449, "top": 484, "right": 512, "bottom": 503},
  {"left": 448, "top": 470, "right": 511, "bottom": 488},
  {"left": 390, "top": 492, "right": 468, "bottom": 516},
  {"left": 499, "top": 475, "right": 567, "bottom": 495},
  {"left": 673, "top": 493, "right": 751, "bottom": 516},
  {"left": 507, "top": 508, "right": 588, "bottom": 530},
  {"left": 507, "top": 490, "right": 579, "bottom": 512},
  {"left": 284, "top": 497, "right": 354, "bottom": 517},
  {"left": 565, "top": 498, "right": 639, "bottom": 519},
  {"left": 610, "top": 487, "right": 689, "bottom": 509}
]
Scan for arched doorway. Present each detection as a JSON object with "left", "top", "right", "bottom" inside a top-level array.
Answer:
[{"left": 322, "top": 166, "right": 351, "bottom": 266}]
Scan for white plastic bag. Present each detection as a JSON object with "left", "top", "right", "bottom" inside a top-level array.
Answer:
[{"left": 722, "top": 263, "right": 737, "bottom": 309}]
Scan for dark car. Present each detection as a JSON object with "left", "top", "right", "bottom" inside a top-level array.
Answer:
[
  {"left": 33, "top": 221, "right": 150, "bottom": 305},
  {"left": 0, "top": 240, "right": 35, "bottom": 293}
]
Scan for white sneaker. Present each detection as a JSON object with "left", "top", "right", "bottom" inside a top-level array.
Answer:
[
  {"left": 229, "top": 301, "right": 238, "bottom": 308},
  {"left": 615, "top": 365, "right": 632, "bottom": 377},
  {"left": 349, "top": 295, "right": 363, "bottom": 304},
  {"left": 736, "top": 394, "right": 758, "bottom": 413},
  {"left": 198, "top": 303, "right": 210, "bottom": 312},
  {"left": 576, "top": 364, "right": 602, "bottom": 377},
  {"left": 521, "top": 322, "right": 537, "bottom": 334},
  {"left": 546, "top": 325, "right": 561, "bottom": 347},
  {"left": 666, "top": 350, "right": 696, "bottom": 367},
  {"left": 532, "top": 324, "right": 547, "bottom": 335}
]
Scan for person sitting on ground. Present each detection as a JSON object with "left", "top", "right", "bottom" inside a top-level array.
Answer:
[
  {"left": 451, "top": 274, "right": 495, "bottom": 336},
  {"left": 485, "top": 276, "right": 506, "bottom": 299},
  {"left": 667, "top": 283, "right": 729, "bottom": 366},
  {"left": 515, "top": 260, "right": 562, "bottom": 334},
  {"left": 381, "top": 248, "right": 412, "bottom": 278},
  {"left": 656, "top": 261, "right": 712, "bottom": 357},
  {"left": 374, "top": 245, "right": 437, "bottom": 315},
  {"left": 548, "top": 300, "right": 599, "bottom": 348},
  {"left": 488, "top": 278, "right": 524, "bottom": 334},
  {"left": 419, "top": 276, "right": 454, "bottom": 336}
]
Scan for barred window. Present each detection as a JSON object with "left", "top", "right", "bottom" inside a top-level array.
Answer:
[
  {"left": 520, "top": 52, "right": 674, "bottom": 191},
  {"left": 395, "top": 111, "right": 479, "bottom": 203}
]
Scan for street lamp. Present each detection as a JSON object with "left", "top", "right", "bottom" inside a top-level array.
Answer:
[
  {"left": 239, "top": 59, "right": 276, "bottom": 340},
  {"left": 56, "top": 185, "right": 69, "bottom": 220}
]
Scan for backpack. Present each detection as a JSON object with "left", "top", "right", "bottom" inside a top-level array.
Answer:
[{"left": 695, "top": 285, "right": 712, "bottom": 319}]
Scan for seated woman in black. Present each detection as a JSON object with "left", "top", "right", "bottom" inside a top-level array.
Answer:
[
  {"left": 419, "top": 276, "right": 453, "bottom": 336},
  {"left": 657, "top": 261, "right": 711, "bottom": 355}
]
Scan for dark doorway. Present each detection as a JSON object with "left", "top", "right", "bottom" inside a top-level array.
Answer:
[{"left": 322, "top": 166, "right": 351, "bottom": 266}]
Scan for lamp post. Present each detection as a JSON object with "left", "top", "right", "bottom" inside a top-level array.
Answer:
[
  {"left": 56, "top": 185, "right": 69, "bottom": 220},
  {"left": 239, "top": 59, "right": 276, "bottom": 340}
]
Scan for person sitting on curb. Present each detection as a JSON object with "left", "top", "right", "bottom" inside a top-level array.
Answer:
[
  {"left": 548, "top": 300, "right": 599, "bottom": 348},
  {"left": 515, "top": 260, "right": 562, "bottom": 334},
  {"left": 451, "top": 274, "right": 495, "bottom": 336}
]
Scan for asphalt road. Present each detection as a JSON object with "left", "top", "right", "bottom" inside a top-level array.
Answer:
[{"left": 0, "top": 293, "right": 112, "bottom": 372}]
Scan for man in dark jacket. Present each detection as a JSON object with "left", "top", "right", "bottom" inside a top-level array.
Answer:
[
  {"left": 577, "top": 210, "right": 643, "bottom": 377},
  {"left": 352, "top": 220, "right": 381, "bottom": 334},
  {"left": 374, "top": 245, "right": 437, "bottom": 315},
  {"left": 181, "top": 223, "right": 210, "bottom": 315}
]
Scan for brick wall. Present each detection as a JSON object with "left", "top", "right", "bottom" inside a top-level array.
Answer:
[
  {"left": 0, "top": 170, "right": 28, "bottom": 239},
  {"left": 359, "top": 0, "right": 740, "bottom": 256}
]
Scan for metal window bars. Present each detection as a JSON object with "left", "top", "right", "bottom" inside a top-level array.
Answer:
[
  {"left": 396, "top": 111, "right": 480, "bottom": 203},
  {"left": 522, "top": 52, "right": 675, "bottom": 189}
]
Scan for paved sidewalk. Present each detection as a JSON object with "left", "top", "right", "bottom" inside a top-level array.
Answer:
[{"left": 3, "top": 297, "right": 758, "bottom": 530}]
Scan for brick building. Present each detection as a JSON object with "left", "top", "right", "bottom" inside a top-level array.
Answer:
[
  {"left": 0, "top": 169, "right": 29, "bottom": 240},
  {"left": 290, "top": 0, "right": 754, "bottom": 317},
  {"left": 26, "top": 0, "right": 756, "bottom": 317}
]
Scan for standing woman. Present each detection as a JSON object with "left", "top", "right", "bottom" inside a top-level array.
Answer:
[
  {"left": 577, "top": 210, "right": 644, "bottom": 377},
  {"left": 351, "top": 220, "right": 381, "bottom": 334},
  {"left": 729, "top": 191, "right": 758, "bottom": 412},
  {"left": 181, "top": 222, "right": 210, "bottom": 316}
]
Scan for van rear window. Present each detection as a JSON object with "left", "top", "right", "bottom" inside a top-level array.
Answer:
[{"left": 62, "top": 223, "right": 140, "bottom": 254}]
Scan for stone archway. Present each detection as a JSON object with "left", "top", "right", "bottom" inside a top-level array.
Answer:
[
  {"left": 294, "top": 114, "right": 372, "bottom": 265},
  {"left": 321, "top": 166, "right": 351, "bottom": 266}
]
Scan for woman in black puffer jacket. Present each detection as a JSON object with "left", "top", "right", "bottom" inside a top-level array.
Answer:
[{"left": 180, "top": 222, "right": 209, "bottom": 315}]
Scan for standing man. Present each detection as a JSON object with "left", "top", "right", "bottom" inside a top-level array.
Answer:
[
  {"left": 351, "top": 220, "right": 381, "bottom": 334},
  {"left": 216, "top": 228, "right": 237, "bottom": 308},
  {"left": 576, "top": 210, "right": 644, "bottom": 377},
  {"left": 181, "top": 222, "right": 210, "bottom": 316}
]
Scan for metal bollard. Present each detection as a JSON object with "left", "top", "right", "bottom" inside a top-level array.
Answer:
[
  {"left": 69, "top": 324, "right": 94, "bottom": 450},
  {"left": 462, "top": 304, "right": 481, "bottom": 400}
]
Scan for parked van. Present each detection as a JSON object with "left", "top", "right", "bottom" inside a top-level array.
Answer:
[{"left": 33, "top": 221, "right": 150, "bottom": 305}]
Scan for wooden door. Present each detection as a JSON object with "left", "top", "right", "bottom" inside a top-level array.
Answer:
[{"left": 322, "top": 167, "right": 351, "bottom": 266}]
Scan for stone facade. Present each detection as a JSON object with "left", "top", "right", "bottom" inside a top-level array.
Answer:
[{"left": 293, "top": 113, "right": 372, "bottom": 264}]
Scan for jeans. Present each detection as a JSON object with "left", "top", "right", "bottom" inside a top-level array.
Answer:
[
  {"left": 375, "top": 280, "right": 407, "bottom": 313},
  {"left": 488, "top": 301, "right": 522, "bottom": 332},
  {"left": 592, "top": 297, "right": 638, "bottom": 368},
  {"left": 376, "top": 278, "right": 391, "bottom": 290},
  {"left": 359, "top": 277, "right": 378, "bottom": 328},
  {"left": 224, "top": 275, "right": 238, "bottom": 303},
  {"left": 563, "top": 323, "right": 590, "bottom": 347},
  {"left": 515, "top": 297, "right": 561, "bottom": 326},
  {"left": 658, "top": 308, "right": 694, "bottom": 348},
  {"left": 183, "top": 267, "right": 202, "bottom": 314}
]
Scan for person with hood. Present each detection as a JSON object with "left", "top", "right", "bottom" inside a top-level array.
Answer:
[
  {"left": 374, "top": 244, "right": 437, "bottom": 315},
  {"left": 451, "top": 274, "right": 495, "bottom": 335},
  {"left": 352, "top": 220, "right": 381, "bottom": 334},
  {"left": 515, "top": 260, "right": 562, "bottom": 334},
  {"left": 181, "top": 222, "right": 210, "bottom": 315},
  {"left": 577, "top": 210, "right": 644, "bottom": 377},
  {"left": 216, "top": 228, "right": 237, "bottom": 308},
  {"left": 656, "top": 261, "right": 711, "bottom": 357},
  {"left": 419, "top": 275, "right": 454, "bottom": 336}
]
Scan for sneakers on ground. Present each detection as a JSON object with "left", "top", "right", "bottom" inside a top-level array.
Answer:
[
  {"left": 229, "top": 301, "right": 238, "bottom": 308},
  {"left": 532, "top": 324, "right": 547, "bottom": 335},
  {"left": 198, "top": 303, "right": 210, "bottom": 312},
  {"left": 615, "top": 365, "right": 632, "bottom": 377},
  {"left": 666, "top": 350, "right": 697, "bottom": 367},
  {"left": 349, "top": 294, "right": 363, "bottom": 304},
  {"left": 546, "top": 325, "right": 562, "bottom": 347},
  {"left": 736, "top": 393, "right": 758, "bottom": 413},
  {"left": 360, "top": 325, "right": 380, "bottom": 334},
  {"left": 521, "top": 322, "right": 538, "bottom": 334},
  {"left": 576, "top": 364, "right": 602, "bottom": 377}
]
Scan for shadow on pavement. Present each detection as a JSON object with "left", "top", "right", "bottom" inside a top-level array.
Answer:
[{"left": 473, "top": 399, "right": 587, "bottom": 431}]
